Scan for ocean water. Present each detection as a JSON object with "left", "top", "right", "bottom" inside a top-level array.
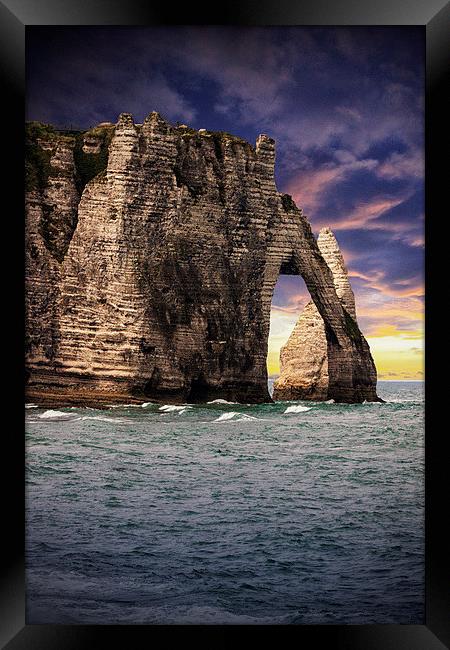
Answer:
[{"left": 25, "top": 380, "right": 424, "bottom": 625}]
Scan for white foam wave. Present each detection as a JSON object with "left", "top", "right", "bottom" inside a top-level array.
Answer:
[
  {"left": 38, "top": 410, "right": 75, "bottom": 420},
  {"left": 159, "top": 405, "right": 192, "bottom": 412},
  {"left": 25, "top": 404, "right": 38, "bottom": 409},
  {"left": 207, "top": 399, "right": 237, "bottom": 404},
  {"left": 324, "top": 399, "right": 335, "bottom": 404},
  {"left": 214, "top": 412, "right": 238, "bottom": 421},
  {"left": 284, "top": 405, "right": 312, "bottom": 414},
  {"left": 70, "top": 406, "right": 96, "bottom": 410},
  {"left": 37, "top": 410, "right": 125, "bottom": 423},
  {"left": 213, "top": 412, "right": 259, "bottom": 422}
]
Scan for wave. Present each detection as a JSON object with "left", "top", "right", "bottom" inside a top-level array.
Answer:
[
  {"left": 214, "top": 412, "right": 239, "bottom": 421},
  {"left": 159, "top": 405, "right": 193, "bottom": 413},
  {"left": 25, "top": 404, "right": 38, "bottom": 409},
  {"left": 284, "top": 405, "right": 312, "bottom": 414},
  {"left": 213, "top": 411, "right": 260, "bottom": 422},
  {"left": 38, "top": 410, "right": 77, "bottom": 420},
  {"left": 37, "top": 410, "right": 125, "bottom": 423},
  {"left": 207, "top": 399, "right": 237, "bottom": 405},
  {"left": 69, "top": 407, "right": 100, "bottom": 413}
]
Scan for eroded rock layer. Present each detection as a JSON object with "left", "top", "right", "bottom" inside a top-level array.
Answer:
[
  {"left": 25, "top": 113, "right": 379, "bottom": 406},
  {"left": 273, "top": 228, "right": 378, "bottom": 401}
]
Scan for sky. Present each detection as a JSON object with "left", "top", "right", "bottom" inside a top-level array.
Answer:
[{"left": 26, "top": 26, "right": 425, "bottom": 380}]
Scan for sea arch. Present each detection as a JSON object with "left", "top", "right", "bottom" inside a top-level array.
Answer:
[
  {"left": 260, "top": 212, "right": 379, "bottom": 403},
  {"left": 25, "top": 114, "right": 379, "bottom": 406}
]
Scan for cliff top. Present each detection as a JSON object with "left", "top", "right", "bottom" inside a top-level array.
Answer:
[
  {"left": 26, "top": 113, "right": 278, "bottom": 196},
  {"left": 26, "top": 111, "right": 274, "bottom": 154}
]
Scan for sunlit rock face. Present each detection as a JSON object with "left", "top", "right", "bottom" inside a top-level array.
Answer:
[
  {"left": 25, "top": 113, "right": 379, "bottom": 406},
  {"left": 273, "top": 228, "right": 378, "bottom": 402}
]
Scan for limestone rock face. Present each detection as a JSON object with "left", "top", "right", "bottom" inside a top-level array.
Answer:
[
  {"left": 25, "top": 113, "right": 379, "bottom": 406},
  {"left": 316, "top": 228, "right": 356, "bottom": 319},
  {"left": 25, "top": 127, "right": 80, "bottom": 378},
  {"left": 273, "top": 228, "right": 378, "bottom": 401}
]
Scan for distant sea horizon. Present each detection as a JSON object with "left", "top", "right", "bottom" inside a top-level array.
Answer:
[{"left": 268, "top": 376, "right": 425, "bottom": 383}]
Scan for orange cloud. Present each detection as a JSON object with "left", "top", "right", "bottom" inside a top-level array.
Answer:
[
  {"left": 286, "top": 158, "right": 378, "bottom": 215},
  {"left": 312, "top": 196, "right": 408, "bottom": 232},
  {"left": 353, "top": 279, "right": 424, "bottom": 299},
  {"left": 402, "top": 233, "right": 424, "bottom": 248},
  {"left": 285, "top": 156, "right": 423, "bottom": 238},
  {"left": 347, "top": 262, "right": 424, "bottom": 298}
]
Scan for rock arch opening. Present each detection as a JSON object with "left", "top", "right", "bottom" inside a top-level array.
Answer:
[{"left": 266, "top": 274, "right": 310, "bottom": 396}]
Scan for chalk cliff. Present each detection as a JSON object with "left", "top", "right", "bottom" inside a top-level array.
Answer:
[
  {"left": 273, "top": 228, "right": 377, "bottom": 401},
  {"left": 25, "top": 113, "right": 379, "bottom": 406}
]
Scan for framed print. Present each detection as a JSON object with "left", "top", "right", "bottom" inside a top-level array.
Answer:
[{"left": 1, "top": 0, "right": 448, "bottom": 647}]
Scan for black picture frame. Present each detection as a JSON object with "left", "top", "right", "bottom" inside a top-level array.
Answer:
[{"left": 2, "top": 0, "right": 448, "bottom": 647}]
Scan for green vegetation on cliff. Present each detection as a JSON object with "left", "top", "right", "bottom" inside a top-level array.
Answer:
[
  {"left": 25, "top": 122, "right": 114, "bottom": 194},
  {"left": 73, "top": 126, "right": 114, "bottom": 193},
  {"left": 177, "top": 125, "right": 254, "bottom": 153},
  {"left": 25, "top": 122, "right": 57, "bottom": 192},
  {"left": 26, "top": 120, "right": 255, "bottom": 197}
]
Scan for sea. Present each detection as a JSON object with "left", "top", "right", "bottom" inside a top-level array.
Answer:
[{"left": 25, "top": 380, "right": 424, "bottom": 625}]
